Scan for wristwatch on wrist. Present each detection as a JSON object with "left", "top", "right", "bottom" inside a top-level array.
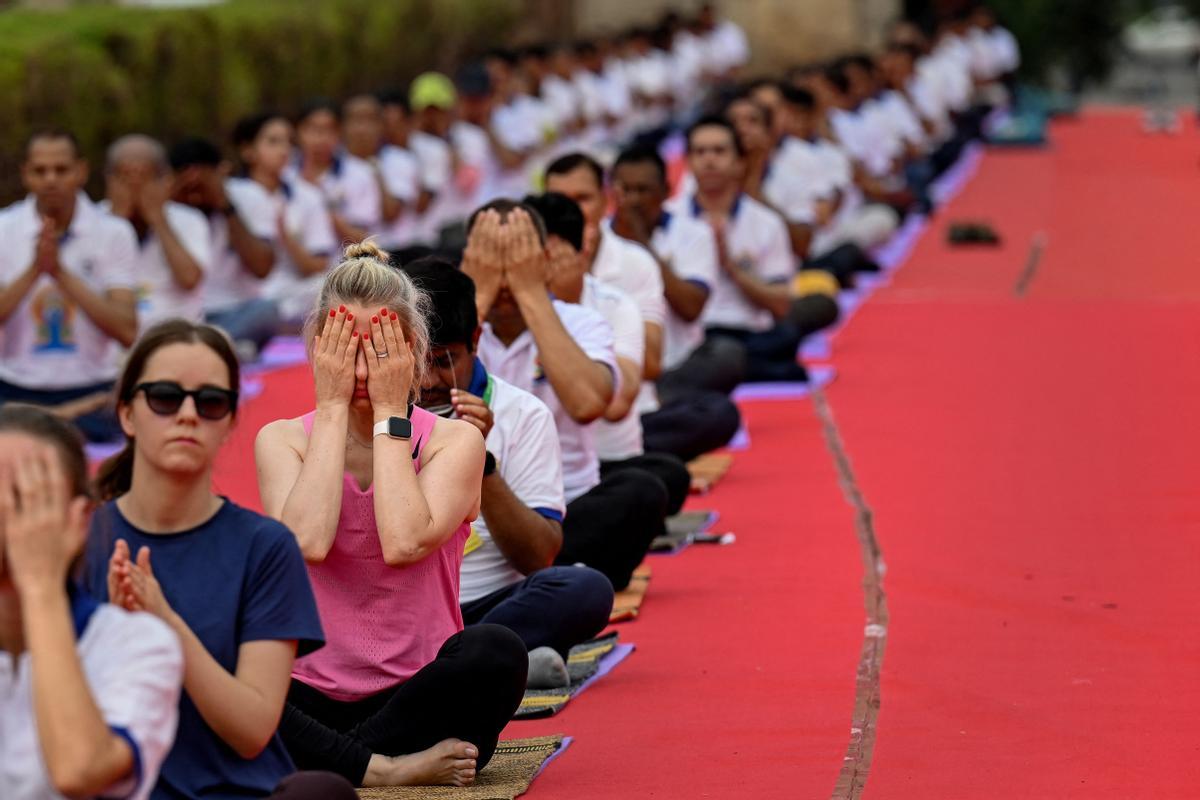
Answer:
[
  {"left": 483, "top": 451, "right": 497, "bottom": 477},
  {"left": 218, "top": 203, "right": 237, "bottom": 217},
  {"left": 373, "top": 416, "right": 413, "bottom": 440}
]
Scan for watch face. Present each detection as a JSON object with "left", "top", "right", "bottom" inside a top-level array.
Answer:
[{"left": 388, "top": 416, "right": 413, "bottom": 439}]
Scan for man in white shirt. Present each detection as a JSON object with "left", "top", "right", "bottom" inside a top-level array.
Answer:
[
  {"left": 610, "top": 146, "right": 742, "bottom": 462},
  {"left": 698, "top": 2, "right": 750, "bottom": 81},
  {"left": 673, "top": 115, "right": 815, "bottom": 384},
  {"left": 527, "top": 191, "right": 690, "bottom": 518},
  {"left": 102, "top": 135, "right": 211, "bottom": 331},
  {"left": 0, "top": 130, "right": 139, "bottom": 442},
  {"left": 168, "top": 136, "right": 281, "bottom": 355},
  {"left": 378, "top": 90, "right": 444, "bottom": 255},
  {"left": 407, "top": 260, "right": 613, "bottom": 690},
  {"left": 407, "top": 72, "right": 480, "bottom": 249},
  {"left": 341, "top": 94, "right": 418, "bottom": 253},
  {"left": 464, "top": 200, "right": 666, "bottom": 591}
]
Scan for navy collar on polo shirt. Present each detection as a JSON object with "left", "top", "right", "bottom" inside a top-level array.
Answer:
[
  {"left": 654, "top": 210, "right": 673, "bottom": 232},
  {"left": 467, "top": 357, "right": 489, "bottom": 397},
  {"left": 689, "top": 192, "right": 743, "bottom": 221}
]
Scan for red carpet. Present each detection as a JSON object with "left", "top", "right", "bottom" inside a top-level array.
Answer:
[{"left": 212, "top": 109, "right": 1200, "bottom": 797}]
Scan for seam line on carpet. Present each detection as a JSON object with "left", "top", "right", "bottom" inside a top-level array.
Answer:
[
  {"left": 1013, "top": 231, "right": 1047, "bottom": 297},
  {"left": 812, "top": 386, "right": 889, "bottom": 800}
]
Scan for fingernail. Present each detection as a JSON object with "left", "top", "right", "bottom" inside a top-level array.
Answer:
[
  {"left": 338, "top": 305, "right": 345, "bottom": 313},
  {"left": 380, "top": 307, "right": 388, "bottom": 315},
  {"left": 352, "top": 331, "right": 359, "bottom": 338},
  {"left": 347, "top": 313, "right": 354, "bottom": 321},
  {"left": 390, "top": 313, "right": 398, "bottom": 321},
  {"left": 329, "top": 309, "right": 336, "bottom": 318},
  {"left": 371, "top": 315, "right": 379, "bottom": 324}
]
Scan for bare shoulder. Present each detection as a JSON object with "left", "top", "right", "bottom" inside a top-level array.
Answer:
[
  {"left": 424, "top": 416, "right": 485, "bottom": 462},
  {"left": 255, "top": 417, "right": 309, "bottom": 457}
]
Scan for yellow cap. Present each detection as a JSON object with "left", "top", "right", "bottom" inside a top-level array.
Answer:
[{"left": 409, "top": 72, "right": 457, "bottom": 111}]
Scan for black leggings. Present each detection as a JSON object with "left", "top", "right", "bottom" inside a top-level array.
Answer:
[
  {"left": 279, "top": 625, "right": 528, "bottom": 785},
  {"left": 270, "top": 772, "right": 357, "bottom": 798}
]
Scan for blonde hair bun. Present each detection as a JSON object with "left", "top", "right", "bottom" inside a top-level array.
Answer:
[{"left": 342, "top": 238, "right": 390, "bottom": 263}]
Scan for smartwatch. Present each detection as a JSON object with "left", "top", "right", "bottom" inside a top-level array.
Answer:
[{"left": 373, "top": 416, "right": 412, "bottom": 440}]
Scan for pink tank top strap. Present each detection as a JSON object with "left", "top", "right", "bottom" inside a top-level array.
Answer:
[{"left": 301, "top": 410, "right": 316, "bottom": 435}]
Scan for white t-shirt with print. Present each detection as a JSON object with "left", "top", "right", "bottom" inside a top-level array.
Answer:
[
  {"left": 648, "top": 212, "right": 719, "bottom": 371},
  {"left": 375, "top": 144, "right": 421, "bottom": 250},
  {"left": 286, "top": 153, "right": 382, "bottom": 233},
  {"left": 202, "top": 178, "right": 280, "bottom": 313},
  {"left": 670, "top": 193, "right": 794, "bottom": 333},
  {"left": 477, "top": 299, "right": 617, "bottom": 503},
  {"left": 99, "top": 200, "right": 211, "bottom": 330},
  {"left": 0, "top": 195, "right": 138, "bottom": 389},
  {"left": 459, "top": 373, "right": 565, "bottom": 603},
  {"left": 0, "top": 600, "right": 182, "bottom": 800}
]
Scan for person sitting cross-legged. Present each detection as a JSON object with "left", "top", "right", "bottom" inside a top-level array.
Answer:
[
  {"left": 462, "top": 200, "right": 667, "bottom": 591},
  {"left": 405, "top": 258, "right": 614, "bottom": 689}
]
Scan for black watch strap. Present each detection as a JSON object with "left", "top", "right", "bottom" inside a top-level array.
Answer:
[{"left": 483, "top": 450, "right": 497, "bottom": 477}]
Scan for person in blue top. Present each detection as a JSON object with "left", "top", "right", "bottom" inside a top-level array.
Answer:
[{"left": 83, "top": 319, "right": 357, "bottom": 800}]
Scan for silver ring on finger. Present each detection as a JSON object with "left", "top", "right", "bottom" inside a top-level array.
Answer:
[{"left": 377, "top": 351, "right": 389, "bottom": 359}]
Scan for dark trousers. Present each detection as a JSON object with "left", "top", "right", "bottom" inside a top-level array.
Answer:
[
  {"left": 601, "top": 452, "right": 690, "bottom": 517},
  {"left": 0, "top": 378, "right": 119, "bottom": 443},
  {"left": 641, "top": 392, "right": 741, "bottom": 463},
  {"left": 657, "top": 335, "right": 746, "bottom": 399},
  {"left": 280, "top": 625, "right": 528, "bottom": 785},
  {"left": 461, "top": 566, "right": 614, "bottom": 658},
  {"left": 557, "top": 469, "right": 667, "bottom": 590},
  {"left": 806, "top": 243, "right": 879, "bottom": 288},
  {"left": 705, "top": 326, "right": 808, "bottom": 384},
  {"left": 788, "top": 294, "right": 841, "bottom": 338},
  {"left": 270, "top": 772, "right": 358, "bottom": 799}
]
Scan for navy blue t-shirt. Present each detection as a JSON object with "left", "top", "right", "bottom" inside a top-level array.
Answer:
[{"left": 85, "top": 499, "right": 324, "bottom": 799}]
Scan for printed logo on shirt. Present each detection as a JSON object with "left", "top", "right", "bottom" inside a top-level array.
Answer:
[
  {"left": 31, "top": 286, "right": 78, "bottom": 352},
  {"left": 136, "top": 283, "right": 153, "bottom": 313},
  {"left": 532, "top": 359, "right": 546, "bottom": 384}
]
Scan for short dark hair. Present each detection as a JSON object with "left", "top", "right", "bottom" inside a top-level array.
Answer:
[
  {"left": 168, "top": 137, "right": 222, "bottom": 171},
  {"left": 232, "top": 112, "right": 286, "bottom": 149},
  {"left": 728, "top": 95, "right": 773, "bottom": 132},
  {"left": 780, "top": 85, "right": 816, "bottom": 111},
  {"left": 377, "top": 89, "right": 411, "bottom": 114},
  {"left": 523, "top": 192, "right": 585, "bottom": 252},
  {"left": 545, "top": 152, "right": 604, "bottom": 189},
  {"left": 686, "top": 114, "right": 745, "bottom": 157},
  {"left": 485, "top": 47, "right": 519, "bottom": 66},
  {"left": 466, "top": 198, "right": 548, "bottom": 245},
  {"left": 23, "top": 128, "right": 81, "bottom": 162},
  {"left": 822, "top": 62, "right": 851, "bottom": 95},
  {"left": 401, "top": 257, "right": 479, "bottom": 349},
  {"left": 887, "top": 42, "right": 922, "bottom": 62},
  {"left": 520, "top": 44, "right": 550, "bottom": 61},
  {"left": 613, "top": 145, "right": 667, "bottom": 187},
  {"left": 296, "top": 97, "right": 340, "bottom": 126}
]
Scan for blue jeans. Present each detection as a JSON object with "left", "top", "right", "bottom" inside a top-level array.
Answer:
[
  {"left": 206, "top": 298, "right": 281, "bottom": 351},
  {"left": 0, "top": 378, "right": 120, "bottom": 443},
  {"left": 460, "top": 566, "right": 614, "bottom": 658}
]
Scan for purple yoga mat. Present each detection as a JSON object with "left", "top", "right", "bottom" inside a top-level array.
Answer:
[
  {"left": 533, "top": 736, "right": 574, "bottom": 780},
  {"left": 576, "top": 643, "right": 635, "bottom": 696},
  {"left": 731, "top": 364, "right": 837, "bottom": 402}
]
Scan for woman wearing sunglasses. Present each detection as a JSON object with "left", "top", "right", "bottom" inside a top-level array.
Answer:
[
  {"left": 255, "top": 241, "right": 527, "bottom": 788},
  {"left": 83, "top": 319, "right": 357, "bottom": 800},
  {"left": 0, "top": 406, "right": 181, "bottom": 800}
]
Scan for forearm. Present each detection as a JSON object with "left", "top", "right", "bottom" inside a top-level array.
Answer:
[
  {"left": 480, "top": 475, "right": 561, "bottom": 573},
  {"left": 150, "top": 219, "right": 204, "bottom": 291},
  {"left": 281, "top": 234, "right": 330, "bottom": 277},
  {"left": 56, "top": 273, "right": 137, "bottom": 346},
  {"left": 0, "top": 266, "right": 40, "bottom": 322},
  {"left": 643, "top": 323, "right": 663, "bottom": 380},
  {"left": 729, "top": 269, "right": 792, "bottom": 320},
  {"left": 659, "top": 263, "right": 707, "bottom": 322},
  {"left": 167, "top": 613, "right": 285, "bottom": 759},
  {"left": 517, "top": 290, "right": 612, "bottom": 421},
  {"left": 786, "top": 222, "right": 813, "bottom": 260},
  {"left": 227, "top": 216, "right": 275, "bottom": 279},
  {"left": 486, "top": 129, "right": 527, "bottom": 170},
  {"left": 278, "top": 407, "right": 348, "bottom": 560},
  {"left": 25, "top": 587, "right": 133, "bottom": 795},
  {"left": 604, "top": 357, "right": 641, "bottom": 421},
  {"left": 370, "top": 437, "right": 445, "bottom": 565},
  {"left": 331, "top": 214, "right": 369, "bottom": 245},
  {"left": 377, "top": 172, "right": 405, "bottom": 223}
]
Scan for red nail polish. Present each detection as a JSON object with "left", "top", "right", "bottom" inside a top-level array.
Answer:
[
  {"left": 352, "top": 331, "right": 359, "bottom": 338},
  {"left": 371, "top": 315, "right": 379, "bottom": 324},
  {"left": 380, "top": 307, "right": 388, "bottom": 315},
  {"left": 329, "top": 309, "right": 336, "bottom": 318},
  {"left": 390, "top": 313, "right": 398, "bottom": 321},
  {"left": 338, "top": 305, "right": 345, "bottom": 313},
  {"left": 347, "top": 313, "right": 354, "bottom": 321}
]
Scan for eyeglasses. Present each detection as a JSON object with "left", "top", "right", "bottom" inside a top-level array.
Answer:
[{"left": 134, "top": 381, "right": 238, "bottom": 421}]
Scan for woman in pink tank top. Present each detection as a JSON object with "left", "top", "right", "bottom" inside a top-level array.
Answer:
[{"left": 256, "top": 242, "right": 527, "bottom": 789}]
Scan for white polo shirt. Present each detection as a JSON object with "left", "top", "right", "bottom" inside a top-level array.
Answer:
[
  {"left": 200, "top": 179, "right": 278, "bottom": 314},
  {"left": 591, "top": 225, "right": 667, "bottom": 329},
  {"left": 582, "top": 275, "right": 648, "bottom": 462},
  {"left": 0, "top": 594, "right": 182, "bottom": 800},
  {"left": 375, "top": 144, "right": 420, "bottom": 249},
  {"left": 459, "top": 370, "right": 565, "bottom": 603},
  {"left": 647, "top": 211, "right": 719, "bottom": 371},
  {"left": 477, "top": 298, "right": 617, "bottom": 503},
  {"left": 762, "top": 139, "right": 825, "bottom": 225},
  {"left": 225, "top": 177, "right": 336, "bottom": 323},
  {"left": 671, "top": 193, "right": 794, "bottom": 333},
  {"left": 99, "top": 201, "right": 211, "bottom": 330},
  {"left": 0, "top": 194, "right": 138, "bottom": 389},
  {"left": 286, "top": 152, "right": 381, "bottom": 233}
]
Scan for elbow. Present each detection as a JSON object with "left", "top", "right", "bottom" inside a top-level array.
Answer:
[
  {"left": 46, "top": 747, "right": 118, "bottom": 799},
  {"left": 381, "top": 542, "right": 432, "bottom": 568},
  {"left": 567, "top": 393, "right": 609, "bottom": 424},
  {"left": 296, "top": 535, "right": 333, "bottom": 564},
  {"left": 249, "top": 254, "right": 275, "bottom": 278},
  {"left": 117, "top": 322, "right": 138, "bottom": 348},
  {"left": 232, "top": 728, "right": 276, "bottom": 761},
  {"left": 180, "top": 272, "right": 203, "bottom": 292}
]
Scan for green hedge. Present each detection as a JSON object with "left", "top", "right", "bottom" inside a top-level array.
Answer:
[{"left": 0, "top": 0, "right": 521, "bottom": 204}]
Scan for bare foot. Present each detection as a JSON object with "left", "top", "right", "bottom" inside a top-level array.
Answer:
[{"left": 363, "top": 739, "right": 479, "bottom": 787}]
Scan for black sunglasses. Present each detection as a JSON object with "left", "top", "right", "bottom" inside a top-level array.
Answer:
[{"left": 134, "top": 381, "right": 238, "bottom": 421}]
